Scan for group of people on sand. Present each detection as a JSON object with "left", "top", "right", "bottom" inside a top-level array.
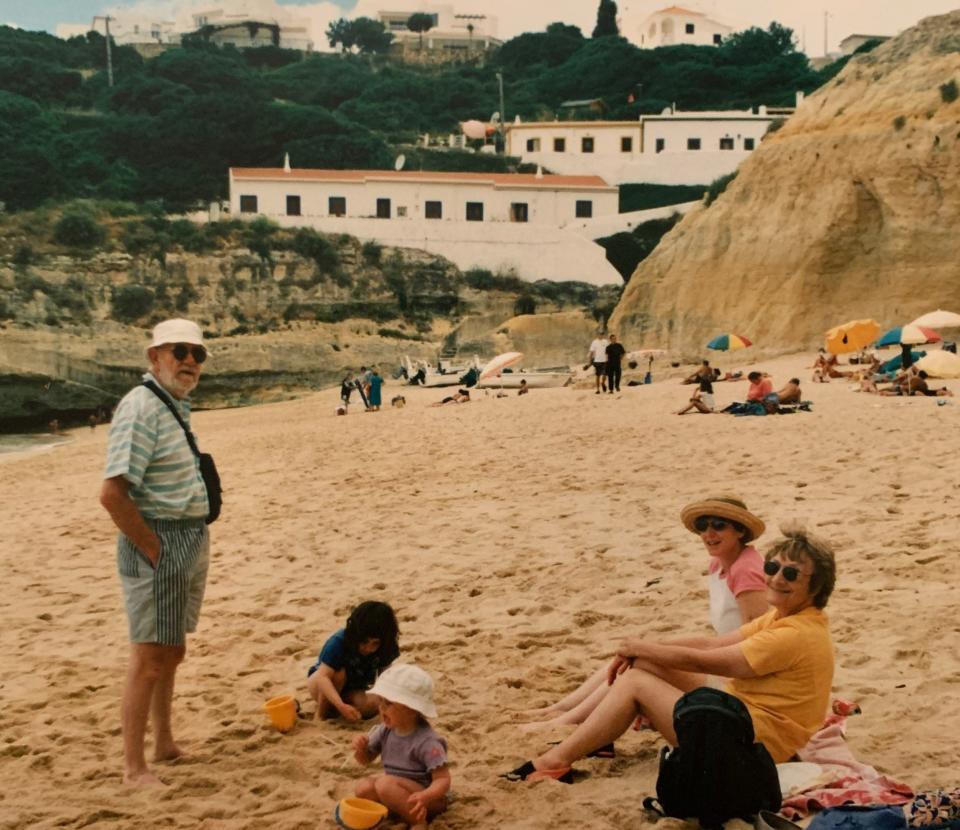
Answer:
[
  {"left": 814, "top": 346, "right": 953, "bottom": 397},
  {"left": 339, "top": 366, "right": 385, "bottom": 414},
  {"left": 678, "top": 360, "right": 803, "bottom": 414},
  {"left": 99, "top": 317, "right": 839, "bottom": 829}
]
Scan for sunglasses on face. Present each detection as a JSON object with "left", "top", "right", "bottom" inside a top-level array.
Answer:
[
  {"left": 162, "top": 343, "right": 207, "bottom": 364},
  {"left": 763, "top": 559, "right": 807, "bottom": 582},
  {"left": 694, "top": 516, "right": 731, "bottom": 533}
]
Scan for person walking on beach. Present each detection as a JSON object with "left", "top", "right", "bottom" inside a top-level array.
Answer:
[
  {"left": 367, "top": 368, "right": 384, "bottom": 412},
  {"left": 587, "top": 332, "right": 609, "bottom": 394},
  {"left": 605, "top": 334, "right": 626, "bottom": 394},
  {"left": 99, "top": 318, "right": 214, "bottom": 786}
]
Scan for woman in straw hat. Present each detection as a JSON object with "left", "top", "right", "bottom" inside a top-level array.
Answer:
[
  {"left": 520, "top": 496, "right": 768, "bottom": 733},
  {"left": 505, "top": 523, "right": 836, "bottom": 782}
]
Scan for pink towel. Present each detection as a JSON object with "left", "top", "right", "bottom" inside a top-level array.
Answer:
[{"left": 781, "top": 719, "right": 914, "bottom": 819}]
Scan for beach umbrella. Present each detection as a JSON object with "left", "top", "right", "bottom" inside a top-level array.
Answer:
[
  {"left": 915, "top": 350, "right": 960, "bottom": 378},
  {"left": 824, "top": 319, "right": 880, "bottom": 354},
  {"left": 479, "top": 351, "right": 523, "bottom": 381},
  {"left": 909, "top": 309, "right": 960, "bottom": 329},
  {"left": 875, "top": 324, "right": 941, "bottom": 348},
  {"left": 706, "top": 334, "right": 752, "bottom": 351}
]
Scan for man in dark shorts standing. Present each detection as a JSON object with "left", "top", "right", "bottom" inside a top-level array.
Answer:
[
  {"left": 605, "top": 333, "right": 626, "bottom": 394},
  {"left": 100, "top": 318, "right": 212, "bottom": 786},
  {"left": 587, "top": 332, "right": 609, "bottom": 394}
]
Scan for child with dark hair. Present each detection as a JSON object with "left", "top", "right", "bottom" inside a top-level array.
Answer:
[{"left": 307, "top": 601, "right": 400, "bottom": 721}]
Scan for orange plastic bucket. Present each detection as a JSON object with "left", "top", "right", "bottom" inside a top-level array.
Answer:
[{"left": 263, "top": 695, "right": 297, "bottom": 732}]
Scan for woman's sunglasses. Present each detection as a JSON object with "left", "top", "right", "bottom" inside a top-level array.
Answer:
[
  {"left": 763, "top": 560, "right": 806, "bottom": 582},
  {"left": 162, "top": 343, "right": 207, "bottom": 364},
  {"left": 694, "top": 516, "right": 731, "bottom": 533}
]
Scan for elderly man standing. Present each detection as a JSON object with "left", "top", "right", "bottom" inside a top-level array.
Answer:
[{"left": 100, "top": 318, "right": 216, "bottom": 786}]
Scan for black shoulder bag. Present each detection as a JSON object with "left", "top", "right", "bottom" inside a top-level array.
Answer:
[{"left": 143, "top": 380, "right": 222, "bottom": 524}]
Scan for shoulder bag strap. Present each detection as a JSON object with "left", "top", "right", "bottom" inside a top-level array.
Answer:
[{"left": 142, "top": 380, "right": 200, "bottom": 458}]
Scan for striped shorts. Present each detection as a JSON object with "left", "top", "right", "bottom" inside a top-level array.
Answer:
[{"left": 117, "top": 518, "right": 210, "bottom": 646}]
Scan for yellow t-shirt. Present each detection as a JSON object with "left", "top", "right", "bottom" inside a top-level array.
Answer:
[{"left": 725, "top": 607, "right": 834, "bottom": 763}]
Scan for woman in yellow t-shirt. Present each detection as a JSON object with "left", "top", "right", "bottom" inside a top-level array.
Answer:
[{"left": 505, "top": 525, "right": 836, "bottom": 782}]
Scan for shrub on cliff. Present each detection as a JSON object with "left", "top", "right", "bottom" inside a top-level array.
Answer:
[
  {"left": 111, "top": 285, "right": 155, "bottom": 323},
  {"left": 53, "top": 211, "right": 106, "bottom": 248}
]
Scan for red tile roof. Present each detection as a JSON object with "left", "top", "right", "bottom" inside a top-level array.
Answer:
[{"left": 230, "top": 168, "right": 614, "bottom": 189}]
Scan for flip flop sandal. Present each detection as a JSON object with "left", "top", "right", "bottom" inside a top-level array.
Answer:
[
  {"left": 547, "top": 741, "right": 615, "bottom": 759},
  {"left": 501, "top": 761, "right": 574, "bottom": 784}
]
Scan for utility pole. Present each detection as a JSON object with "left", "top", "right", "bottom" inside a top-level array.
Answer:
[
  {"left": 93, "top": 16, "right": 114, "bottom": 87},
  {"left": 823, "top": 11, "right": 829, "bottom": 59},
  {"left": 496, "top": 71, "right": 505, "bottom": 152}
]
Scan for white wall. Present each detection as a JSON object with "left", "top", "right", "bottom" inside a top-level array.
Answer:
[
  {"left": 233, "top": 213, "right": 623, "bottom": 285},
  {"left": 566, "top": 201, "right": 701, "bottom": 239},
  {"left": 631, "top": 11, "right": 732, "bottom": 48},
  {"left": 229, "top": 176, "right": 618, "bottom": 227},
  {"left": 641, "top": 117, "right": 770, "bottom": 154}
]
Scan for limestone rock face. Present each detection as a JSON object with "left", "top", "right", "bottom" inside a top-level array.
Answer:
[{"left": 609, "top": 13, "right": 960, "bottom": 355}]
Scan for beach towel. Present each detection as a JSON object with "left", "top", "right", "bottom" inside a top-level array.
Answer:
[{"left": 780, "top": 720, "right": 913, "bottom": 819}]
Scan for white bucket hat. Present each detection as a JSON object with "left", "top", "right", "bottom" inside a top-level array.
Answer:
[
  {"left": 370, "top": 664, "right": 437, "bottom": 719},
  {"left": 149, "top": 318, "right": 204, "bottom": 351}
]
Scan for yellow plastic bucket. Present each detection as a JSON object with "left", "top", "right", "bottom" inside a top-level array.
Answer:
[
  {"left": 335, "top": 797, "right": 389, "bottom": 829},
  {"left": 263, "top": 695, "right": 297, "bottom": 732}
]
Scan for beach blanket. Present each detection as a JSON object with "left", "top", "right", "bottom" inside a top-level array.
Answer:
[{"left": 781, "top": 719, "right": 914, "bottom": 819}]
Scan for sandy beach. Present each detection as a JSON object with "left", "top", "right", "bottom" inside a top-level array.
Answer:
[{"left": 1, "top": 351, "right": 957, "bottom": 830}]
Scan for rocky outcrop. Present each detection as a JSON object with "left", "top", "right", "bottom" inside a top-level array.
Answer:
[
  {"left": 610, "top": 12, "right": 960, "bottom": 355},
  {"left": 0, "top": 242, "right": 605, "bottom": 427}
]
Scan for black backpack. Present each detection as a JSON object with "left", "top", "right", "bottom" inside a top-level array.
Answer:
[{"left": 643, "top": 688, "right": 782, "bottom": 830}]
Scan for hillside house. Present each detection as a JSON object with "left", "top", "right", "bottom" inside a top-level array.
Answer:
[
  {"left": 377, "top": 4, "right": 500, "bottom": 53},
  {"left": 506, "top": 107, "right": 786, "bottom": 186},
  {"left": 620, "top": 4, "right": 733, "bottom": 49},
  {"left": 227, "top": 166, "right": 621, "bottom": 284}
]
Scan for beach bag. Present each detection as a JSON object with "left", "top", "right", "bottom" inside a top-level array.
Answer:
[
  {"left": 643, "top": 688, "right": 781, "bottom": 830},
  {"left": 143, "top": 381, "right": 222, "bottom": 524}
]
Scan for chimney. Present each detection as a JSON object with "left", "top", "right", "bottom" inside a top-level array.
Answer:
[{"left": 283, "top": 152, "right": 291, "bottom": 173}]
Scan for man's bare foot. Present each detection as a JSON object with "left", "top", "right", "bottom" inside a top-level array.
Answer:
[
  {"left": 123, "top": 769, "right": 166, "bottom": 786},
  {"left": 153, "top": 743, "right": 184, "bottom": 763}
]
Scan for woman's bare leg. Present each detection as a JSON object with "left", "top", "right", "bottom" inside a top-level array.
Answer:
[
  {"left": 524, "top": 664, "right": 608, "bottom": 718},
  {"left": 534, "top": 669, "right": 685, "bottom": 771}
]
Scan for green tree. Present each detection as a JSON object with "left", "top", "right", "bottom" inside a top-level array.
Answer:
[
  {"left": 352, "top": 18, "right": 394, "bottom": 54},
  {"left": 326, "top": 18, "right": 356, "bottom": 51},
  {"left": 53, "top": 210, "right": 106, "bottom": 248},
  {"left": 592, "top": 0, "right": 619, "bottom": 38},
  {"left": 407, "top": 13, "right": 434, "bottom": 49},
  {"left": 721, "top": 22, "right": 796, "bottom": 65}
]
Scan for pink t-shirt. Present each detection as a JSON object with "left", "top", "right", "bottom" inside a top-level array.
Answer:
[
  {"left": 747, "top": 378, "right": 774, "bottom": 401},
  {"left": 708, "top": 547, "right": 767, "bottom": 634}
]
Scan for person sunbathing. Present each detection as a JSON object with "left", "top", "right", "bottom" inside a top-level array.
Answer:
[
  {"left": 505, "top": 525, "right": 836, "bottom": 783},
  {"left": 518, "top": 497, "right": 768, "bottom": 733},
  {"left": 776, "top": 378, "right": 802, "bottom": 405},
  {"left": 430, "top": 389, "right": 470, "bottom": 406}
]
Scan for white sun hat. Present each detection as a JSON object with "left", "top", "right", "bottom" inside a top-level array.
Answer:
[
  {"left": 370, "top": 664, "right": 437, "bottom": 719},
  {"left": 149, "top": 318, "right": 204, "bottom": 350}
]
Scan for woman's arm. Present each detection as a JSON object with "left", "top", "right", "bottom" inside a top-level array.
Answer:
[
  {"left": 617, "top": 639, "right": 756, "bottom": 679},
  {"left": 735, "top": 590, "right": 768, "bottom": 623}
]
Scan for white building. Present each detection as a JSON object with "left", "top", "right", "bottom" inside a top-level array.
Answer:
[
  {"left": 377, "top": 4, "right": 500, "bottom": 52},
  {"left": 56, "top": 16, "right": 178, "bottom": 45},
  {"left": 506, "top": 107, "right": 787, "bottom": 186},
  {"left": 228, "top": 166, "right": 621, "bottom": 285},
  {"left": 838, "top": 34, "right": 891, "bottom": 55},
  {"left": 191, "top": 1, "right": 313, "bottom": 51},
  {"left": 619, "top": 4, "right": 733, "bottom": 49}
]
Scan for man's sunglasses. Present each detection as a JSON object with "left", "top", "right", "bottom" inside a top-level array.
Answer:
[
  {"left": 694, "top": 516, "right": 731, "bottom": 533},
  {"left": 162, "top": 343, "right": 207, "bottom": 364},
  {"left": 763, "top": 560, "right": 807, "bottom": 582}
]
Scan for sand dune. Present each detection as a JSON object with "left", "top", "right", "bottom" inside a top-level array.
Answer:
[{"left": 1, "top": 353, "right": 956, "bottom": 829}]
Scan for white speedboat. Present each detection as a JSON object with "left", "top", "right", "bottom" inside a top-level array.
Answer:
[
  {"left": 476, "top": 368, "right": 573, "bottom": 389},
  {"left": 401, "top": 356, "right": 480, "bottom": 387}
]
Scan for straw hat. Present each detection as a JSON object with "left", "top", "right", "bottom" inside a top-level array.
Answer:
[
  {"left": 370, "top": 664, "right": 437, "bottom": 719},
  {"left": 680, "top": 495, "right": 765, "bottom": 542}
]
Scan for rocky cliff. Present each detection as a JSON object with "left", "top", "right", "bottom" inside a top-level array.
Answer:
[
  {"left": 609, "top": 12, "right": 960, "bottom": 355},
  {"left": 0, "top": 230, "right": 612, "bottom": 427}
]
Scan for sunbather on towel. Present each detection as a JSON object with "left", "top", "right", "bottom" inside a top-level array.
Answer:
[{"left": 777, "top": 378, "right": 802, "bottom": 405}]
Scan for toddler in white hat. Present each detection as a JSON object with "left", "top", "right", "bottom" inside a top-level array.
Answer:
[{"left": 352, "top": 664, "right": 450, "bottom": 829}]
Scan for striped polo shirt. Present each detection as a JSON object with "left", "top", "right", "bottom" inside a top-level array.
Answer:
[{"left": 104, "top": 372, "right": 209, "bottom": 520}]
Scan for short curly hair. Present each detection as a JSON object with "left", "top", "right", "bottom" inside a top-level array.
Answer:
[{"left": 764, "top": 523, "right": 837, "bottom": 609}]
